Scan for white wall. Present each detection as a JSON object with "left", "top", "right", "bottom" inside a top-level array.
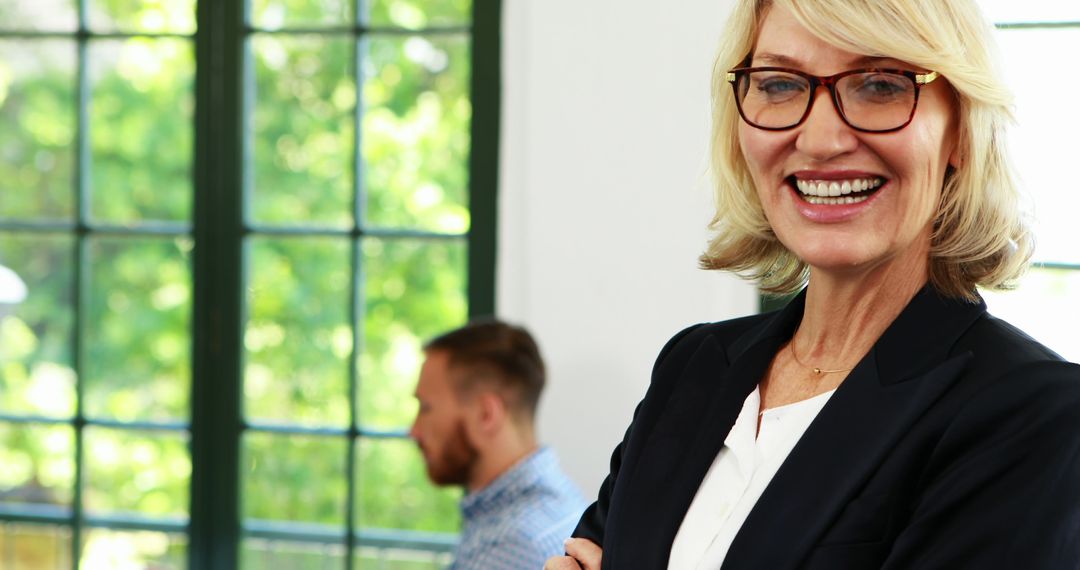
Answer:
[{"left": 496, "top": 0, "right": 757, "bottom": 495}]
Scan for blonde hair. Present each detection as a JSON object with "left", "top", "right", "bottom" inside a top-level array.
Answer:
[{"left": 700, "top": 0, "right": 1032, "bottom": 301}]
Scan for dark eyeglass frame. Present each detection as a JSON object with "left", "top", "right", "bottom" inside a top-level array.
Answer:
[{"left": 725, "top": 66, "right": 941, "bottom": 133}]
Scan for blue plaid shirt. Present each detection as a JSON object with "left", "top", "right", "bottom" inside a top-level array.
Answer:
[{"left": 450, "top": 446, "right": 587, "bottom": 570}]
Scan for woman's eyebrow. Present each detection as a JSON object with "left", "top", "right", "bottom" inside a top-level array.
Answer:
[
  {"left": 750, "top": 52, "right": 907, "bottom": 69},
  {"left": 752, "top": 52, "right": 802, "bottom": 67},
  {"left": 850, "top": 55, "right": 907, "bottom": 68}
]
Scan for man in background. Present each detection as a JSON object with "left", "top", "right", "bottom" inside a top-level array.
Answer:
[{"left": 410, "top": 319, "right": 586, "bottom": 570}]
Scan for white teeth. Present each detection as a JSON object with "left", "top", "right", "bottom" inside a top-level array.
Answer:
[
  {"left": 794, "top": 177, "right": 883, "bottom": 197},
  {"left": 803, "top": 195, "right": 871, "bottom": 205}
]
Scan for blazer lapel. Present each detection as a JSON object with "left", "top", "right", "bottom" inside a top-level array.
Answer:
[
  {"left": 721, "top": 288, "right": 986, "bottom": 569},
  {"left": 614, "top": 294, "right": 808, "bottom": 568}
]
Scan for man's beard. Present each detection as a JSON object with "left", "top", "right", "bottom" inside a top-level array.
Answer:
[{"left": 425, "top": 419, "right": 479, "bottom": 487}]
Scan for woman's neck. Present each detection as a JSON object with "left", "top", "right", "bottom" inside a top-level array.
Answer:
[{"left": 796, "top": 246, "right": 930, "bottom": 368}]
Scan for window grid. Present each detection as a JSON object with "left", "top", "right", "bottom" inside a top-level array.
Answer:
[
  {"left": 1, "top": 0, "right": 500, "bottom": 568},
  {"left": 995, "top": 21, "right": 1080, "bottom": 29},
  {"left": 234, "top": 1, "right": 476, "bottom": 566},
  {"left": 0, "top": 0, "right": 197, "bottom": 565},
  {"left": 996, "top": 13, "right": 1077, "bottom": 273},
  {"left": 989, "top": 18, "right": 1080, "bottom": 360}
]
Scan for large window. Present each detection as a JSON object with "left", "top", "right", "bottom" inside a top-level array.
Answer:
[
  {"left": 978, "top": 1, "right": 1080, "bottom": 362},
  {"left": 0, "top": 0, "right": 499, "bottom": 568}
]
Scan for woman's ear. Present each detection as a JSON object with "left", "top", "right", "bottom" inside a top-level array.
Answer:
[
  {"left": 947, "top": 113, "right": 963, "bottom": 169},
  {"left": 948, "top": 144, "right": 962, "bottom": 169},
  {"left": 945, "top": 93, "right": 962, "bottom": 170}
]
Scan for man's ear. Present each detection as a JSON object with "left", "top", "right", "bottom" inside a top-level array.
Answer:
[
  {"left": 475, "top": 391, "right": 506, "bottom": 435},
  {"left": 462, "top": 391, "right": 506, "bottom": 443}
]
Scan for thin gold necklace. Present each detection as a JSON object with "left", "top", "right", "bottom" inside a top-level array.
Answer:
[{"left": 789, "top": 338, "right": 854, "bottom": 375}]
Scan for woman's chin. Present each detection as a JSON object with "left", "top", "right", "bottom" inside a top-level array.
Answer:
[
  {"left": 803, "top": 258, "right": 874, "bottom": 275},
  {"left": 790, "top": 243, "right": 879, "bottom": 274},
  {"left": 797, "top": 246, "right": 930, "bottom": 284}
]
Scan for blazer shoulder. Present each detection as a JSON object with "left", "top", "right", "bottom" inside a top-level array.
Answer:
[
  {"left": 652, "top": 312, "right": 771, "bottom": 374},
  {"left": 950, "top": 313, "right": 1080, "bottom": 419},
  {"left": 956, "top": 312, "right": 1070, "bottom": 373}
]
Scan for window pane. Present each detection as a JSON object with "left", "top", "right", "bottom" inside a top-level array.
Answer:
[
  {"left": 360, "top": 238, "right": 466, "bottom": 430},
  {"left": 245, "top": 237, "right": 351, "bottom": 426},
  {"left": 355, "top": 437, "right": 460, "bottom": 533},
  {"left": 242, "top": 432, "right": 347, "bottom": 525},
  {"left": 995, "top": 28, "right": 1080, "bottom": 265},
  {"left": 83, "top": 427, "right": 191, "bottom": 518},
  {"left": 251, "top": 35, "right": 355, "bottom": 227},
  {"left": 978, "top": 0, "right": 1080, "bottom": 23},
  {"left": 0, "top": 522, "right": 72, "bottom": 570},
  {"left": 81, "top": 529, "right": 187, "bottom": 570},
  {"left": 366, "top": 0, "right": 471, "bottom": 29},
  {"left": 0, "top": 1, "right": 77, "bottom": 32},
  {"left": 250, "top": 0, "right": 353, "bottom": 29},
  {"left": 87, "top": 0, "right": 197, "bottom": 34},
  {"left": 241, "top": 538, "right": 345, "bottom": 570},
  {"left": 0, "top": 40, "right": 76, "bottom": 221},
  {"left": 362, "top": 35, "right": 470, "bottom": 232},
  {"left": 0, "top": 234, "right": 75, "bottom": 417},
  {"left": 89, "top": 39, "right": 195, "bottom": 224},
  {"left": 355, "top": 546, "right": 452, "bottom": 570},
  {"left": 0, "top": 424, "right": 74, "bottom": 511},
  {"left": 983, "top": 267, "right": 1080, "bottom": 363},
  {"left": 85, "top": 237, "right": 192, "bottom": 422}
]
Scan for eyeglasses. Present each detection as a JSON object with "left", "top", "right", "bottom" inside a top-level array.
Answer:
[{"left": 726, "top": 67, "right": 941, "bottom": 133}]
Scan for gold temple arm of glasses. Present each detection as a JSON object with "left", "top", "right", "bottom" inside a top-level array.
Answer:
[
  {"left": 915, "top": 71, "right": 940, "bottom": 85},
  {"left": 728, "top": 69, "right": 939, "bottom": 85}
]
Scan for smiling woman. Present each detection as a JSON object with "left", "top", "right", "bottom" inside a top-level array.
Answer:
[
  {"left": 702, "top": 1, "right": 1029, "bottom": 301},
  {"left": 735, "top": 11, "right": 960, "bottom": 296},
  {"left": 545, "top": 1, "right": 1080, "bottom": 569}
]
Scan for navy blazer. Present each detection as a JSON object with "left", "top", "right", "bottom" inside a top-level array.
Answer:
[{"left": 573, "top": 287, "right": 1080, "bottom": 569}]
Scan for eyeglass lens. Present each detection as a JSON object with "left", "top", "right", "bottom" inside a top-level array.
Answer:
[{"left": 736, "top": 70, "right": 917, "bottom": 131}]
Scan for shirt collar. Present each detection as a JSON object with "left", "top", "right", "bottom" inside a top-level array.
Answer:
[{"left": 461, "top": 446, "right": 557, "bottom": 519}]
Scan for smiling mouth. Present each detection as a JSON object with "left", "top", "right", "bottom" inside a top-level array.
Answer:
[{"left": 788, "top": 176, "right": 886, "bottom": 205}]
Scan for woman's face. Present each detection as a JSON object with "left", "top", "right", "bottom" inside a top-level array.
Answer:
[{"left": 739, "top": 5, "right": 958, "bottom": 277}]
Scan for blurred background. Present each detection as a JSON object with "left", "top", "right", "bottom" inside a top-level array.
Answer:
[
  {"left": 1, "top": 0, "right": 473, "bottom": 567},
  {"left": 1, "top": 0, "right": 1077, "bottom": 569}
]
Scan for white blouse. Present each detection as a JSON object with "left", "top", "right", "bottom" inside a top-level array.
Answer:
[{"left": 667, "top": 385, "right": 836, "bottom": 569}]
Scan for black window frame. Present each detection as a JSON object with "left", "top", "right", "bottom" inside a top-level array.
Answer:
[{"left": 0, "top": 0, "right": 500, "bottom": 567}]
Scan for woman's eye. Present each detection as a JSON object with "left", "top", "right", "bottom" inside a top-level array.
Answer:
[
  {"left": 756, "top": 77, "right": 805, "bottom": 99},
  {"left": 854, "top": 75, "right": 910, "bottom": 99}
]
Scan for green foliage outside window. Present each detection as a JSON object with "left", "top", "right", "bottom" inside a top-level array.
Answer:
[{"left": 0, "top": 0, "right": 479, "bottom": 567}]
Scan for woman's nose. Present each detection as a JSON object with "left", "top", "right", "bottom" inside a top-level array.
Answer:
[{"left": 795, "top": 88, "right": 859, "bottom": 161}]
